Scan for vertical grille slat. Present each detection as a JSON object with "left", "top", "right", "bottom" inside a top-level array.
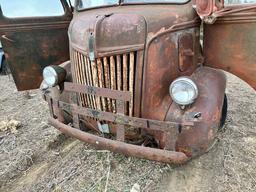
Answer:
[
  {"left": 103, "top": 57, "right": 112, "bottom": 111},
  {"left": 123, "top": 54, "right": 128, "bottom": 114},
  {"left": 83, "top": 56, "right": 93, "bottom": 108},
  {"left": 78, "top": 52, "right": 88, "bottom": 107},
  {"left": 116, "top": 55, "right": 122, "bottom": 91},
  {"left": 74, "top": 52, "right": 80, "bottom": 84},
  {"left": 91, "top": 60, "right": 101, "bottom": 110},
  {"left": 80, "top": 54, "right": 90, "bottom": 107},
  {"left": 110, "top": 56, "right": 117, "bottom": 113},
  {"left": 129, "top": 52, "right": 135, "bottom": 116},
  {"left": 72, "top": 50, "right": 137, "bottom": 117},
  {"left": 122, "top": 54, "right": 128, "bottom": 92},
  {"left": 73, "top": 52, "right": 83, "bottom": 105},
  {"left": 97, "top": 58, "right": 107, "bottom": 112},
  {"left": 86, "top": 57, "right": 97, "bottom": 109}
]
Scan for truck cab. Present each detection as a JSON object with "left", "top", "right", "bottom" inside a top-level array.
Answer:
[{"left": 0, "top": 0, "right": 255, "bottom": 164}]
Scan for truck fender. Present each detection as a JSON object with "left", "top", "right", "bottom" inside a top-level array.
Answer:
[{"left": 165, "top": 67, "right": 226, "bottom": 157}]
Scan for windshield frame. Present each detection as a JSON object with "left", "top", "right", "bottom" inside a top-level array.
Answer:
[{"left": 75, "top": 0, "right": 191, "bottom": 12}]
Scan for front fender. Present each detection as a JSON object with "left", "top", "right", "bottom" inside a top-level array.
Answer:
[{"left": 165, "top": 67, "right": 226, "bottom": 157}]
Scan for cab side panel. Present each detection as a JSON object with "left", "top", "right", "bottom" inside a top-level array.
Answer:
[
  {"left": 1, "top": 27, "right": 70, "bottom": 90},
  {"left": 0, "top": 0, "right": 72, "bottom": 91},
  {"left": 204, "top": 12, "right": 256, "bottom": 90}
]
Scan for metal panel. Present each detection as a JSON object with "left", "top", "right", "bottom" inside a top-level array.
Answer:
[
  {"left": 0, "top": 0, "right": 73, "bottom": 91},
  {"left": 204, "top": 11, "right": 256, "bottom": 90}
]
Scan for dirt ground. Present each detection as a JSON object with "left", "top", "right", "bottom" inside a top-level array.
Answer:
[{"left": 0, "top": 72, "right": 255, "bottom": 192}]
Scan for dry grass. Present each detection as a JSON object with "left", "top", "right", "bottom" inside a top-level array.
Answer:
[{"left": 0, "top": 73, "right": 255, "bottom": 192}]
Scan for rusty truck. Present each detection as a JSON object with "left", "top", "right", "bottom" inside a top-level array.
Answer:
[{"left": 0, "top": 0, "right": 255, "bottom": 164}]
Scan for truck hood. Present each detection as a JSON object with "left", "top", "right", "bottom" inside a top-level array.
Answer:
[{"left": 68, "top": 3, "right": 197, "bottom": 55}]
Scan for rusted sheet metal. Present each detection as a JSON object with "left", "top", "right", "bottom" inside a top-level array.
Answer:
[
  {"left": 44, "top": 81, "right": 196, "bottom": 156},
  {"left": 70, "top": 3, "right": 199, "bottom": 55},
  {"left": 49, "top": 117, "right": 189, "bottom": 164},
  {"left": 69, "top": 3, "right": 199, "bottom": 56},
  {"left": 65, "top": 82, "right": 131, "bottom": 102},
  {"left": 44, "top": 80, "right": 196, "bottom": 162},
  {"left": 204, "top": 11, "right": 256, "bottom": 90},
  {"left": 193, "top": 0, "right": 224, "bottom": 18},
  {"left": 178, "top": 33, "right": 195, "bottom": 72},
  {"left": 58, "top": 101, "right": 193, "bottom": 132},
  {"left": 141, "top": 26, "right": 201, "bottom": 121},
  {"left": 0, "top": 0, "right": 72, "bottom": 91},
  {"left": 67, "top": 2, "right": 202, "bottom": 121},
  {"left": 69, "top": 13, "right": 146, "bottom": 57},
  {"left": 166, "top": 67, "right": 226, "bottom": 157},
  {"left": 44, "top": 66, "right": 226, "bottom": 160},
  {"left": 133, "top": 50, "right": 144, "bottom": 117},
  {"left": 67, "top": 2, "right": 203, "bottom": 153},
  {"left": 200, "top": 4, "right": 256, "bottom": 24},
  {"left": 62, "top": 82, "right": 194, "bottom": 132}
]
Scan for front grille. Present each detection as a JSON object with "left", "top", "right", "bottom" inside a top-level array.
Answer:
[{"left": 71, "top": 49, "right": 137, "bottom": 116}]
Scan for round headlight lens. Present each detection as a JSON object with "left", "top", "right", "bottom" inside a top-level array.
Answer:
[
  {"left": 42, "top": 65, "right": 67, "bottom": 87},
  {"left": 43, "top": 66, "right": 58, "bottom": 87},
  {"left": 169, "top": 77, "right": 198, "bottom": 106}
]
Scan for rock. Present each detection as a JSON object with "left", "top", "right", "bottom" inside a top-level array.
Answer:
[
  {"left": 0, "top": 120, "right": 21, "bottom": 134},
  {"left": 130, "top": 183, "right": 140, "bottom": 192}
]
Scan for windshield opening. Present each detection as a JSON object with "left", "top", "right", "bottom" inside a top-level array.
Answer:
[
  {"left": 76, "top": 0, "right": 118, "bottom": 10},
  {"left": 76, "top": 0, "right": 188, "bottom": 10}
]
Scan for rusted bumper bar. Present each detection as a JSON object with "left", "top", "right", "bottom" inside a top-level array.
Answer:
[
  {"left": 45, "top": 82, "right": 195, "bottom": 164},
  {"left": 49, "top": 117, "right": 189, "bottom": 164}
]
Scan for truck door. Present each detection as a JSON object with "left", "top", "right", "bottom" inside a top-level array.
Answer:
[
  {"left": 195, "top": 0, "right": 256, "bottom": 90},
  {"left": 0, "top": 0, "right": 72, "bottom": 91}
]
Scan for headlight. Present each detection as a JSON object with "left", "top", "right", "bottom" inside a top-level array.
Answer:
[
  {"left": 169, "top": 77, "right": 198, "bottom": 106},
  {"left": 43, "top": 65, "right": 66, "bottom": 87}
]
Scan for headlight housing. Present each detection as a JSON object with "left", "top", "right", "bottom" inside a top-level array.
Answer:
[
  {"left": 169, "top": 77, "right": 198, "bottom": 106},
  {"left": 43, "top": 65, "right": 66, "bottom": 87}
]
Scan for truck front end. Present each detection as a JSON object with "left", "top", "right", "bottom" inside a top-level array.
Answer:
[{"left": 42, "top": 0, "right": 227, "bottom": 164}]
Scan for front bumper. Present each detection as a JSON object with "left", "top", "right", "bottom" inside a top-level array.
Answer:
[
  {"left": 44, "top": 82, "right": 197, "bottom": 164},
  {"left": 49, "top": 118, "right": 188, "bottom": 164}
]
